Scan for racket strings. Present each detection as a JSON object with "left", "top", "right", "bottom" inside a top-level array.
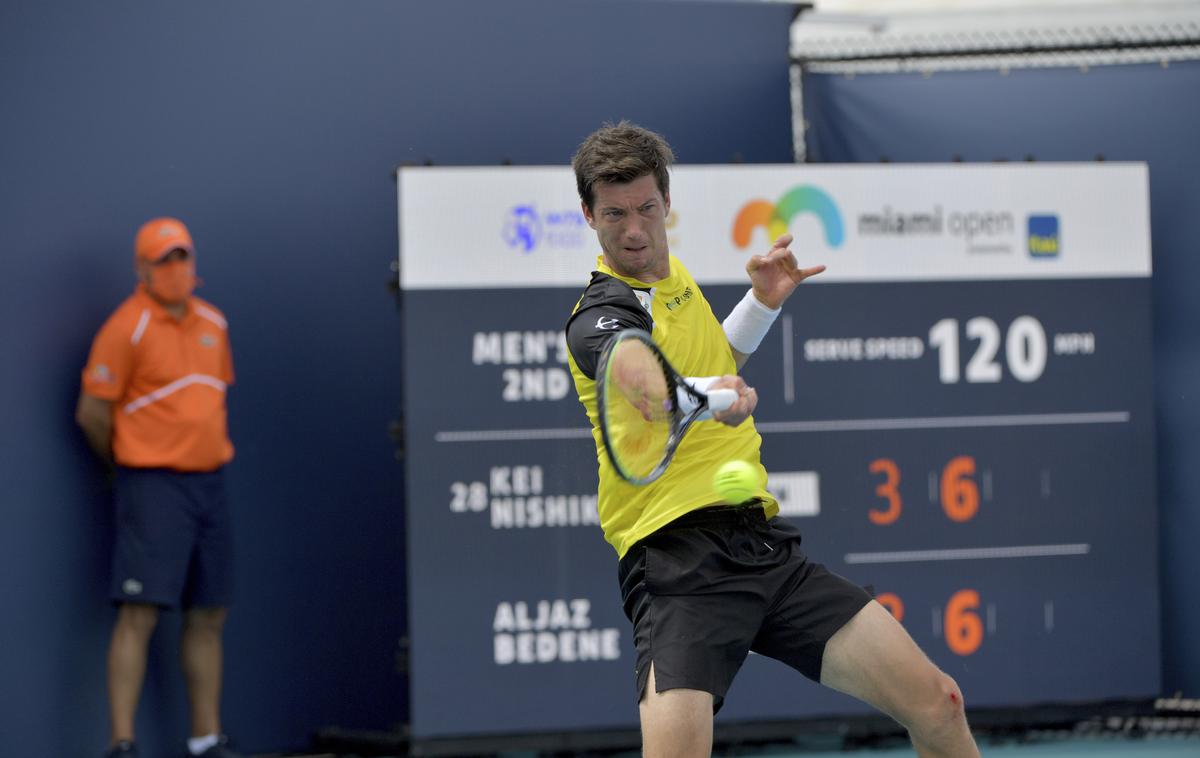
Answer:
[{"left": 601, "top": 335, "right": 677, "bottom": 482}]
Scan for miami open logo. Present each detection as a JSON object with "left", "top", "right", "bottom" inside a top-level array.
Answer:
[{"left": 732, "top": 185, "right": 845, "bottom": 249}]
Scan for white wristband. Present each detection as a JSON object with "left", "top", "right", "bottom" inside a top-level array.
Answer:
[
  {"left": 677, "top": 376, "right": 720, "bottom": 420},
  {"left": 723, "top": 289, "right": 780, "bottom": 354}
]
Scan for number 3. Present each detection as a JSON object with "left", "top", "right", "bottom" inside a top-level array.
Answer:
[{"left": 869, "top": 458, "right": 901, "bottom": 525}]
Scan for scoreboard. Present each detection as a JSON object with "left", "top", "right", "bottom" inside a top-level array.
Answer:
[{"left": 398, "top": 164, "right": 1159, "bottom": 740}]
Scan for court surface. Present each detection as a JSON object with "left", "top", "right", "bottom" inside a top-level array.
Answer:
[{"left": 700, "top": 736, "right": 1200, "bottom": 758}]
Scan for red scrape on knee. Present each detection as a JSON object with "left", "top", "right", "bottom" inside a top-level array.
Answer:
[{"left": 949, "top": 692, "right": 958, "bottom": 703}]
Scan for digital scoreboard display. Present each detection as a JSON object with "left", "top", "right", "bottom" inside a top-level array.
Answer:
[{"left": 399, "top": 164, "right": 1158, "bottom": 740}]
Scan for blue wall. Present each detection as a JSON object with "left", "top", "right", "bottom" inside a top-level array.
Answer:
[
  {"left": 0, "top": 0, "right": 795, "bottom": 754},
  {"left": 803, "top": 61, "right": 1200, "bottom": 696}
]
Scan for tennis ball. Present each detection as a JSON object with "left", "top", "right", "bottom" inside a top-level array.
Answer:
[{"left": 713, "top": 460, "right": 759, "bottom": 504}]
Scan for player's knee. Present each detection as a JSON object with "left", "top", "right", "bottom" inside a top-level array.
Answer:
[
  {"left": 936, "top": 672, "right": 966, "bottom": 718},
  {"left": 904, "top": 670, "right": 966, "bottom": 739}
]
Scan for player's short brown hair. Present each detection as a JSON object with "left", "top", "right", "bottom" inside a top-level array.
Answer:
[{"left": 572, "top": 121, "right": 675, "bottom": 212}]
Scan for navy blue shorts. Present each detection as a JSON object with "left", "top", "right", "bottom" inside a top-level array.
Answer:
[
  {"left": 110, "top": 466, "right": 234, "bottom": 609},
  {"left": 618, "top": 504, "right": 873, "bottom": 712}
]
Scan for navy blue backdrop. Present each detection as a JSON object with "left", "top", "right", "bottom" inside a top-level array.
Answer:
[
  {"left": 803, "top": 60, "right": 1200, "bottom": 696},
  {"left": 0, "top": 0, "right": 794, "bottom": 754}
]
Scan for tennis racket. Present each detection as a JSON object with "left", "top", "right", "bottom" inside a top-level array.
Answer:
[{"left": 596, "top": 329, "right": 738, "bottom": 485}]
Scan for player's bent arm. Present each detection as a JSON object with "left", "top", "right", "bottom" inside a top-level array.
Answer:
[
  {"left": 75, "top": 392, "right": 115, "bottom": 463},
  {"left": 723, "top": 289, "right": 780, "bottom": 371}
]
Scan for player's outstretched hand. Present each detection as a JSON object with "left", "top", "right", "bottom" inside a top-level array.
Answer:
[
  {"left": 746, "top": 233, "right": 826, "bottom": 309},
  {"left": 710, "top": 375, "right": 756, "bottom": 427}
]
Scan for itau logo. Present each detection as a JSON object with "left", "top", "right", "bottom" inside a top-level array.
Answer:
[
  {"left": 733, "top": 185, "right": 845, "bottom": 249},
  {"left": 1027, "top": 214, "right": 1060, "bottom": 258}
]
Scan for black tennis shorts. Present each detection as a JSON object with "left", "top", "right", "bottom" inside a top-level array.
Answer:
[{"left": 617, "top": 504, "right": 873, "bottom": 712}]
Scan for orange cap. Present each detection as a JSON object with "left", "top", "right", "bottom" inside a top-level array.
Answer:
[{"left": 135, "top": 217, "right": 194, "bottom": 262}]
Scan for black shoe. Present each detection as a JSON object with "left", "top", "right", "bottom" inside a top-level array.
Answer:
[
  {"left": 105, "top": 741, "right": 138, "bottom": 758},
  {"left": 192, "top": 735, "right": 242, "bottom": 758}
]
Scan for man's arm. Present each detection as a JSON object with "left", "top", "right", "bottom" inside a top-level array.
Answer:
[
  {"left": 731, "top": 348, "right": 750, "bottom": 372},
  {"left": 75, "top": 393, "right": 115, "bottom": 464},
  {"left": 725, "top": 232, "right": 825, "bottom": 370}
]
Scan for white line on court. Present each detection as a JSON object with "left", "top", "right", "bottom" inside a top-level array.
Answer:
[
  {"left": 844, "top": 543, "right": 1091, "bottom": 564},
  {"left": 433, "top": 410, "right": 1130, "bottom": 443}
]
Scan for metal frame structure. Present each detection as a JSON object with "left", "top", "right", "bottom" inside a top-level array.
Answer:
[{"left": 790, "top": 1, "right": 1200, "bottom": 160}]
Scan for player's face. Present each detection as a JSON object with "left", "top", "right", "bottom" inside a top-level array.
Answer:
[{"left": 583, "top": 174, "right": 671, "bottom": 283}]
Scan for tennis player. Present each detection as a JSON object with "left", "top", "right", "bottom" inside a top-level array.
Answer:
[{"left": 564, "top": 122, "right": 980, "bottom": 758}]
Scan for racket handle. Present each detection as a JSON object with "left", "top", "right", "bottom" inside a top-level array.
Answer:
[{"left": 706, "top": 388, "right": 738, "bottom": 413}]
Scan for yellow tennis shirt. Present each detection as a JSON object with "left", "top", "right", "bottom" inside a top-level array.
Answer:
[{"left": 566, "top": 255, "right": 778, "bottom": 558}]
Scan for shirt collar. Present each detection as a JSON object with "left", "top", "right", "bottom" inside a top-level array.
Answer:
[
  {"left": 595, "top": 255, "right": 678, "bottom": 289},
  {"left": 133, "top": 284, "right": 193, "bottom": 322}
]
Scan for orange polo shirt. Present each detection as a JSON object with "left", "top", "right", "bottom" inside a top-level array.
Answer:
[{"left": 81, "top": 286, "right": 234, "bottom": 471}]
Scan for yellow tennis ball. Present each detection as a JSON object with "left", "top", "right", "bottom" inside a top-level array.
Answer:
[{"left": 713, "top": 460, "right": 759, "bottom": 504}]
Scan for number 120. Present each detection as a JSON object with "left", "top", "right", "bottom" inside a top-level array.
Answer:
[{"left": 928, "top": 316, "right": 1047, "bottom": 383}]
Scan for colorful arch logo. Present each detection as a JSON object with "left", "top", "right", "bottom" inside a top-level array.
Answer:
[{"left": 732, "top": 185, "right": 844, "bottom": 249}]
